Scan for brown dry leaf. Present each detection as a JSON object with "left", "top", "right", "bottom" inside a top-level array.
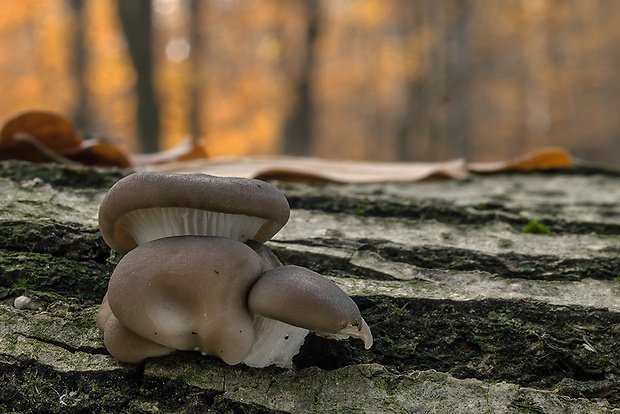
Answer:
[
  {"left": 144, "top": 148, "right": 575, "bottom": 183},
  {"left": 132, "top": 138, "right": 208, "bottom": 167},
  {"left": 0, "top": 132, "right": 80, "bottom": 165},
  {"left": 0, "top": 110, "right": 132, "bottom": 168},
  {"left": 65, "top": 140, "right": 133, "bottom": 169},
  {"left": 142, "top": 156, "right": 470, "bottom": 183},
  {"left": 467, "top": 147, "right": 573, "bottom": 173},
  {"left": 0, "top": 111, "right": 83, "bottom": 162}
]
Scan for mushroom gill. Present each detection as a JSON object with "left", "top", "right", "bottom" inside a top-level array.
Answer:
[
  {"left": 117, "top": 207, "right": 268, "bottom": 246},
  {"left": 99, "top": 172, "right": 290, "bottom": 254}
]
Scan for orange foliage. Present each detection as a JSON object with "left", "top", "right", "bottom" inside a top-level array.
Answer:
[
  {"left": 0, "top": 0, "right": 619, "bottom": 165},
  {"left": 0, "top": 110, "right": 207, "bottom": 168}
]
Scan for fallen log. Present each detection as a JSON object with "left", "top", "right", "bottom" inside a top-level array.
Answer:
[{"left": 0, "top": 160, "right": 617, "bottom": 413}]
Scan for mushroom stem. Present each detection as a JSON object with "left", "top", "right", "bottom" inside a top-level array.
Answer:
[{"left": 243, "top": 316, "right": 309, "bottom": 368}]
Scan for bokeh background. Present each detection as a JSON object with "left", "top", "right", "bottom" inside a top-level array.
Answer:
[{"left": 1, "top": 0, "right": 619, "bottom": 164}]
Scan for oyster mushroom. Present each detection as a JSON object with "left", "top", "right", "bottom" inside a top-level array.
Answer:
[
  {"left": 102, "top": 314, "right": 175, "bottom": 364},
  {"left": 98, "top": 172, "right": 290, "bottom": 254},
  {"left": 101, "top": 236, "right": 371, "bottom": 367},
  {"left": 105, "top": 236, "right": 262, "bottom": 365},
  {"left": 97, "top": 171, "right": 372, "bottom": 367},
  {"left": 248, "top": 265, "right": 373, "bottom": 349}
]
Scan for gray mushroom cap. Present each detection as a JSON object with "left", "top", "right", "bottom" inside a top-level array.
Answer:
[
  {"left": 248, "top": 265, "right": 373, "bottom": 349},
  {"left": 102, "top": 313, "right": 175, "bottom": 364},
  {"left": 99, "top": 172, "right": 290, "bottom": 254},
  {"left": 105, "top": 236, "right": 264, "bottom": 365}
]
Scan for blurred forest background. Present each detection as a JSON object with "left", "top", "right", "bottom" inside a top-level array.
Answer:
[{"left": 1, "top": 0, "right": 620, "bottom": 164}]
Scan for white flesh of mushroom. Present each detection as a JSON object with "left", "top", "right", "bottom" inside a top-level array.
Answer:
[
  {"left": 242, "top": 316, "right": 309, "bottom": 368},
  {"left": 317, "top": 318, "right": 373, "bottom": 349},
  {"left": 118, "top": 207, "right": 268, "bottom": 244}
]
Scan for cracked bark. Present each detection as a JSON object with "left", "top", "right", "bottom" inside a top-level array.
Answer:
[{"left": 0, "top": 160, "right": 618, "bottom": 413}]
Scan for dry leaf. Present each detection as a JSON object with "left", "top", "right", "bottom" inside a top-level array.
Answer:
[
  {"left": 0, "top": 110, "right": 132, "bottom": 168},
  {"left": 468, "top": 147, "right": 573, "bottom": 173}
]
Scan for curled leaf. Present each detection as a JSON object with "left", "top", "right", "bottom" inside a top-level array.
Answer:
[{"left": 0, "top": 110, "right": 132, "bottom": 168}]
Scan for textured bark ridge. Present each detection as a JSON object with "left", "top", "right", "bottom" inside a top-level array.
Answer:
[{"left": 0, "top": 160, "right": 619, "bottom": 413}]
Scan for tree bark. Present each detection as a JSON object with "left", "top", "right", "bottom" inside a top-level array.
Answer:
[{"left": 1, "top": 160, "right": 619, "bottom": 412}]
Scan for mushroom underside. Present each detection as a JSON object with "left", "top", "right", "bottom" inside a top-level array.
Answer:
[{"left": 115, "top": 207, "right": 269, "bottom": 247}]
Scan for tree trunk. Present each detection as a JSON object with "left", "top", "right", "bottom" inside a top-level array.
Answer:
[
  {"left": 188, "top": 0, "right": 205, "bottom": 145},
  {"left": 444, "top": 0, "right": 472, "bottom": 160},
  {"left": 116, "top": 0, "right": 160, "bottom": 153},
  {"left": 68, "top": 0, "right": 90, "bottom": 132},
  {"left": 282, "top": 0, "right": 320, "bottom": 156},
  {"left": 398, "top": 0, "right": 472, "bottom": 162}
]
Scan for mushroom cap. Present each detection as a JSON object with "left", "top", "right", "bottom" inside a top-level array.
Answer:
[
  {"left": 103, "top": 313, "right": 175, "bottom": 363},
  {"left": 106, "top": 236, "right": 264, "bottom": 365},
  {"left": 96, "top": 293, "right": 112, "bottom": 333},
  {"left": 247, "top": 265, "right": 373, "bottom": 349},
  {"left": 245, "top": 239, "right": 283, "bottom": 272},
  {"left": 99, "top": 172, "right": 290, "bottom": 254}
]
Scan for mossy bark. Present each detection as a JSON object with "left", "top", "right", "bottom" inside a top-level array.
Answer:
[{"left": 0, "top": 160, "right": 618, "bottom": 413}]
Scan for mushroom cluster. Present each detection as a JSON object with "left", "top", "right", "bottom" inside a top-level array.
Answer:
[{"left": 97, "top": 172, "right": 372, "bottom": 367}]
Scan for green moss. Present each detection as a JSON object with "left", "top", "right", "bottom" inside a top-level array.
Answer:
[
  {"left": 522, "top": 220, "right": 550, "bottom": 234},
  {"left": 0, "top": 249, "right": 111, "bottom": 301},
  {"left": 11, "top": 278, "right": 34, "bottom": 291}
]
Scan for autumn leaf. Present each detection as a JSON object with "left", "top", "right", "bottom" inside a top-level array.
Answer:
[{"left": 0, "top": 110, "right": 132, "bottom": 168}]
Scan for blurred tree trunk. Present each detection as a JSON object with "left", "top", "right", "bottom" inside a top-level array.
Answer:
[
  {"left": 188, "top": 0, "right": 205, "bottom": 145},
  {"left": 397, "top": 0, "right": 440, "bottom": 161},
  {"left": 444, "top": 1, "right": 472, "bottom": 160},
  {"left": 68, "top": 0, "right": 90, "bottom": 132},
  {"left": 398, "top": 0, "right": 471, "bottom": 162},
  {"left": 116, "top": 0, "right": 160, "bottom": 153},
  {"left": 282, "top": 0, "right": 320, "bottom": 156}
]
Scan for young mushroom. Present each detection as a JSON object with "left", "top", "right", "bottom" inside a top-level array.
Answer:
[{"left": 98, "top": 172, "right": 290, "bottom": 254}]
